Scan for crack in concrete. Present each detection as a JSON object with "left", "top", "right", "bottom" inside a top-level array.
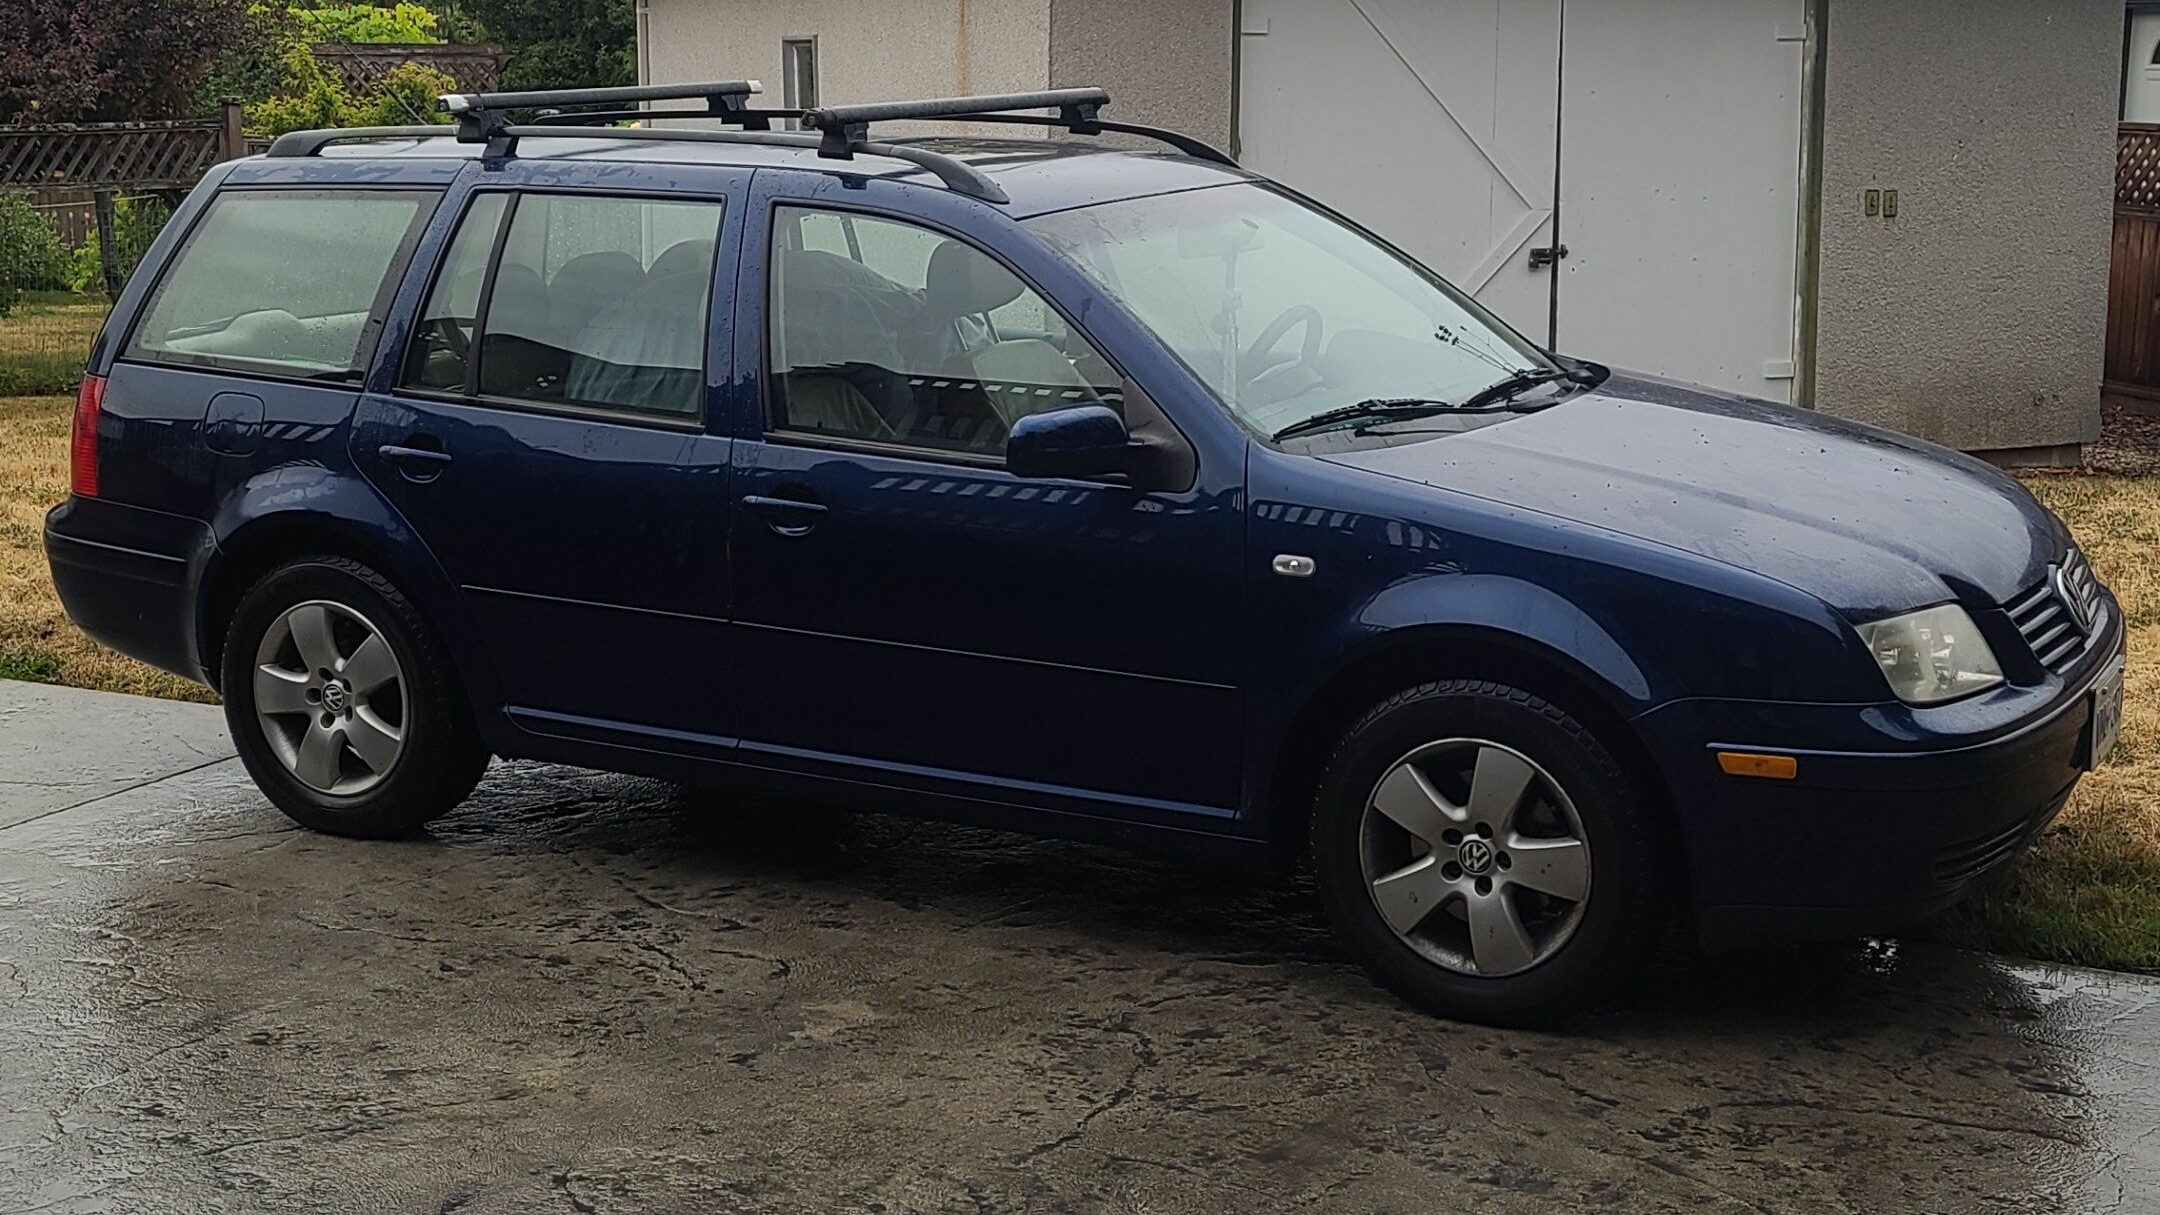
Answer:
[
  {"left": 1711, "top": 1097, "right": 2086, "bottom": 1147},
  {"left": 0, "top": 756, "right": 237, "bottom": 836}
]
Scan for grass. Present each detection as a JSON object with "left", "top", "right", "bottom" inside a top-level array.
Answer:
[
  {"left": 0, "top": 393, "right": 212, "bottom": 702},
  {"left": 1932, "top": 475, "right": 2160, "bottom": 973},
  {"left": 0, "top": 293, "right": 106, "bottom": 396},
  {"left": 0, "top": 364, "right": 2153, "bottom": 970}
]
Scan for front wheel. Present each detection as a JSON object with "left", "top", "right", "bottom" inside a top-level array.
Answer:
[
  {"left": 221, "top": 555, "right": 488, "bottom": 838},
  {"left": 1311, "top": 680, "right": 1666, "bottom": 1026}
]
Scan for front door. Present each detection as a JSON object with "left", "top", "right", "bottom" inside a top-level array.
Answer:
[
  {"left": 351, "top": 166, "right": 744, "bottom": 739},
  {"left": 726, "top": 184, "right": 1245, "bottom": 816}
]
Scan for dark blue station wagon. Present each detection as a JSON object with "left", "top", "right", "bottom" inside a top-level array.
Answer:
[{"left": 45, "top": 85, "right": 2126, "bottom": 1023}]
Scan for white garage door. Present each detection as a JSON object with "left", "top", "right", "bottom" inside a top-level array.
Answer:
[{"left": 1238, "top": 0, "right": 1806, "bottom": 402}]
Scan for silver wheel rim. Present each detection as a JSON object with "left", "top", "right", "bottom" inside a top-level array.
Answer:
[
  {"left": 1358, "top": 738, "right": 1592, "bottom": 978},
  {"left": 252, "top": 600, "right": 407, "bottom": 796}
]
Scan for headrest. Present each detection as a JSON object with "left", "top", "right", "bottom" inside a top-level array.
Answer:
[
  {"left": 649, "top": 239, "right": 714, "bottom": 282},
  {"left": 550, "top": 250, "right": 644, "bottom": 296},
  {"left": 925, "top": 240, "right": 1024, "bottom": 320}
]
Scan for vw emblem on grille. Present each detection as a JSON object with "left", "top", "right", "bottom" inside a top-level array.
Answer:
[
  {"left": 1457, "top": 838, "right": 1496, "bottom": 876},
  {"left": 2052, "top": 565, "right": 2095, "bottom": 636}
]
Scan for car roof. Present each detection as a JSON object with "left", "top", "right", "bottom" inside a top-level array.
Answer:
[{"left": 303, "top": 134, "right": 1257, "bottom": 218}]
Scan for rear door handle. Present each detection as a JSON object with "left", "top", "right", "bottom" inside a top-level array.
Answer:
[
  {"left": 379, "top": 442, "right": 452, "bottom": 482},
  {"left": 741, "top": 493, "right": 828, "bottom": 535}
]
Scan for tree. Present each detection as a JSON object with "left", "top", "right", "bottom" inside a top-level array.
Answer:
[
  {"left": 297, "top": 3, "right": 442, "bottom": 45},
  {"left": 0, "top": 0, "right": 252, "bottom": 123},
  {"left": 458, "top": 0, "right": 634, "bottom": 91}
]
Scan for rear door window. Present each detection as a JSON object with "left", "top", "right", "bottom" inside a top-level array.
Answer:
[
  {"left": 128, "top": 189, "right": 436, "bottom": 380},
  {"left": 400, "top": 191, "right": 724, "bottom": 420}
]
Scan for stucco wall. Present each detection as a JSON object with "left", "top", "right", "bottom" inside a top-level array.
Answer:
[
  {"left": 1047, "top": 0, "right": 1233, "bottom": 150},
  {"left": 1813, "top": 0, "right": 2118, "bottom": 452},
  {"left": 641, "top": 0, "right": 1051, "bottom": 133}
]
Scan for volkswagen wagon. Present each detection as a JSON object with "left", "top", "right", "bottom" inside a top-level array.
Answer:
[{"left": 44, "top": 84, "right": 2125, "bottom": 1024}]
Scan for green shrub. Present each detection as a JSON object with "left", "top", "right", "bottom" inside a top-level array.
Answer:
[
  {"left": 62, "top": 196, "right": 174, "bottom": 296},
  {"left": 0, "top": 196, "right": 71, "bottom": 316}
]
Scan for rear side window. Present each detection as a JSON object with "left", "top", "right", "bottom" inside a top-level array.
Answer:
[
  {"left": 400, "top": 191, "right": 723, "bottom": 420},
  {"left": 128, "top": 189, "right": 436, "bottom": 380}
]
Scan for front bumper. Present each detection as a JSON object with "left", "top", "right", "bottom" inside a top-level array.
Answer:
[{"left": 1637, "top": 612, "right": 2125, "bottom": 948}]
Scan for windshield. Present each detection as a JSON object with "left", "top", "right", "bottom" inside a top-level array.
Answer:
[{"left": 1024, "top": 183, "right": 1555, "bottom": 440}]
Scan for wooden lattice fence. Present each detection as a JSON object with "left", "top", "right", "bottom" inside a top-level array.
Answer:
[
  {"left": 0, "top": 111, "right": 247, "bottom": 192},
  {"left": 314, "top": 43, "right": 507, "bottom": 95},
  {"left": 2109, "top": 124, "right": 2160, "bottom": 399}
]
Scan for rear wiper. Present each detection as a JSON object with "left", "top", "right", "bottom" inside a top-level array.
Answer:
[{"left": 1271, "top": 396, "right": 1523, "bottom": 442}]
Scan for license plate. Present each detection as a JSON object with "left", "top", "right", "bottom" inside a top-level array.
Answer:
[{"left": 2087, "top": 655, "right": 2127, "bottom": 771}]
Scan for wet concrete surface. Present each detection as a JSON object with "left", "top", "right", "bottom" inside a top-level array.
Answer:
[{"left": 2, "top": 691, "right": 2158, "bottom": 1213}]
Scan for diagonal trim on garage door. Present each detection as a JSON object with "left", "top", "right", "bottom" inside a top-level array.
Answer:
[{"left": 1347, "top": 0, "right": 1546, "bottom": 213}]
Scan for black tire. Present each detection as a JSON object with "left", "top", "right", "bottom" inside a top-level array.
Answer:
[
  {"left": 220, "top": 555, "right": 488, "bottom": 838},
  {"left": 1310, "top": 680, "right": 1665, "bottom": 1027}
]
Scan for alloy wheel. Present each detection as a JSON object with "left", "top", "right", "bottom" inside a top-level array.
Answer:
[
  {"left": 251, "top": 600, "right": 408, "bottom": 795},
  {"left": 1358, "top": 738, "right": 1592, "bottom": 977}
]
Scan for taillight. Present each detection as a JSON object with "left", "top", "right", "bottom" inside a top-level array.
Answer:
[{"left": 70, "top": 374, "right": 104, "bottom": 499}]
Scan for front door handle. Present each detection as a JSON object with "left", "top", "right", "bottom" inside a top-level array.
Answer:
[
  {"left": 379, "top": 442, "right": 453, "bottom": 482},
  {"left": 740, "top": 493, "right": 828, "bottom": 536}
]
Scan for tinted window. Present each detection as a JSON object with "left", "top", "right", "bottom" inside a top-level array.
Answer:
[
  {"left": 402, "top": 192, "right": 723, "bottom": 418},
  {"left": 130, "top": 189, "right": 435, "bottom": 378},
  {"left": 767, "top": 206, "right": 1121, "bottom": 457}
]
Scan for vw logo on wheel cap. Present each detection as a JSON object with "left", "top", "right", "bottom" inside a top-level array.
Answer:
[
  {"left": 321, "top": 682, "right": 349, "bottom": 714},
  {"left": 1457, "top": 837, "right": 1496, "bottom": 876}
]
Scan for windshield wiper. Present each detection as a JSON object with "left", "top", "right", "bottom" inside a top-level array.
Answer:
[
  {"left": 1271, "top": 389, "right": 1567, "bottom": 442},
  {"left": 1457, "top": 366, "right": 1573, "bottom": 411},
  {"left": 1270, "top": 398, "right": 1473, "bottom": 442}
]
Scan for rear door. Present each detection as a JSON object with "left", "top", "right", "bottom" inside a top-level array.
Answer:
[{"left": 349, "top": 161, "right": 746, "bottom": 741}]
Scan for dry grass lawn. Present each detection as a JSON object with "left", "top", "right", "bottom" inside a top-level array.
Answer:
[
  {"left": 0, "top": 384, "right": 2154, "bottom": 970},
  {"left": 1934, "top": 475, "right": 2160, "bottom": 972},
  {"left": 0, "top": 296, "right": 107, "bottom": 396}
]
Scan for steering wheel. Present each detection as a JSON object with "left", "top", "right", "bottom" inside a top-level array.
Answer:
[
  {"left": 1240, "top": 304, "right": 1323, "bottom": 390},
  {"left": 430, "top": 314, "right": 471, "bottom": 361}
]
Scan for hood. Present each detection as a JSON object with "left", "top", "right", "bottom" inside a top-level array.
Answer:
[{"left": 1315, "top": 373, "right": 2069, "bottom": 618}]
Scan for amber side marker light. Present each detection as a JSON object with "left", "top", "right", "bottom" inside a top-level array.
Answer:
[{"left": 1717, "top": 751, "right": 1798, "bottom": 780}]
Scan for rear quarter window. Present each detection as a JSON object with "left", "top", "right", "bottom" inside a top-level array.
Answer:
[{"left": 127, "top": 188, "right": 437, "bottom": 380}]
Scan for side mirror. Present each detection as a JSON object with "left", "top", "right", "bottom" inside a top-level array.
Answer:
[{"left": 1005, "top": 405, "right": 1137, "bottom": 481}]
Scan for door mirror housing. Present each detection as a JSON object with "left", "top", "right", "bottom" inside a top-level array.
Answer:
[{"left": 1005, "top": 404, "right": 1138, "bottom": 481}]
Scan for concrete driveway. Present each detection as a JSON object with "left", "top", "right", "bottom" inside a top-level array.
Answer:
[{"left": 2, "top": 681, "right": 2156, "bottom": 1213}]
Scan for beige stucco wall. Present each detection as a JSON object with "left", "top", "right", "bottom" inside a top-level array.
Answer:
[
  {"left": 640, "top": 0, "right": 1051, "bottom": 133},
  {"left": 1812, "top": 0, "right": 2119, "bottom": 453},
  {"left": 1047, "top": 0, "right": 1233, "bottom": 151}
]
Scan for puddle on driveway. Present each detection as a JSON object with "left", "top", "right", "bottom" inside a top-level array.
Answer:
[{"left": 1, "top": 759, "right": 2153, "bottom": 1212}]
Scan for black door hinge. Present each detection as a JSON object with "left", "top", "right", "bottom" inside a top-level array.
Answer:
[{"left": 1528, "top": 244, "right": 1569, "bottom": 270}]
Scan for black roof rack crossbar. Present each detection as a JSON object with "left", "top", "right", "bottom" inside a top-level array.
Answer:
[
  {"left": 931, "top": 112, "right": 1234, "bottom": 165},
  {"left": 440, "top": 80, "right": 767, "bottom": 153},
  {"left": 802, "top": 88, "right": 1109, "bottom": 158},
  {"left": 266, "top": 126, "right": 457, "bottom": 157}
]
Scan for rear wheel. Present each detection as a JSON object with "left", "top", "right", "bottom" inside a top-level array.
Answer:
[
  {"left": 221, "top": 556, "right": 487, "bottom": 838},
  {"left": 1311, "top": 680, "right": 1664, "bottom": 1026}
]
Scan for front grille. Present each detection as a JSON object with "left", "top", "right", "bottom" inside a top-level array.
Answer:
[{"left": 2005, "top": 549, "right": 2104, "bottom": 675}]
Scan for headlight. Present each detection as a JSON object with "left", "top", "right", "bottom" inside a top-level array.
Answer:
[{"left": 1856, "top": 604, "right": 2003, "bottom": 705}]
